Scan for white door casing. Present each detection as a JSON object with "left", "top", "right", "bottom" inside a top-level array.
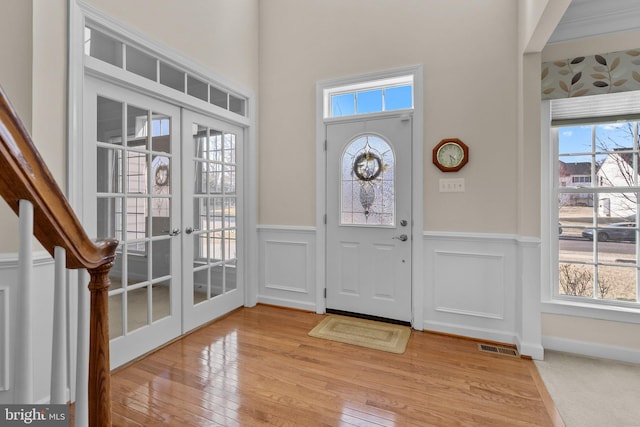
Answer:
[{"left": 326, "top": 116, "right": 412, "bottom": 322}]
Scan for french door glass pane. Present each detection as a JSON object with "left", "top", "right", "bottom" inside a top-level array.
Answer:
[
  {"left": 97, "top": 197, "right": 123, "bottom": 241},
  {"left": 193, "top": 268, "right": 208, "bottom": 303},
  {"left": 96, "top": 97, "right": 122, "bottom": 144},
  {"left": 109, "top": 247, "right": 124, "bottom": 291},
  {"left": 151, "top": 113, "right": 171, "bottom": 153},
  {"left": 190, "top": 123, "right": 239, "bottom": 305},
  {"left": 152, "top": 239, "right": 171, "bottom": 279},
  {"left": 211, "top": 265, "right": 223, "bottom": 297},
  {"left": 127, "top": 105, "right": 149, "bottom": 150},
  {"left": 109, "top": 293, "right": 123, "bottom": 339},
  {"left": 97, "top": 147, "right": 123, "bottom": 193},
  {"left": 226, "top": 262, "right": 237, "bottom": 291},
  {"left": 152, "top": 280, "right": 171, "bottom": 322},
  {"left": 127, "top": 286, "right": 148, "bottom": 333}
]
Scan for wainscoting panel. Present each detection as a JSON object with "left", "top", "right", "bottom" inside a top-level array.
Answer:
[
  {"left": 423, "top": 232, "right": 520, "bottom": 346},
  {"left": 433, "top": 250, "right": 505, "bottom": 320},
  {"left": 258, "top": 226, "right": 316, "bottom": 311},
  {"left": 0, "top": 252, "right": 56, "bottom": 404}
]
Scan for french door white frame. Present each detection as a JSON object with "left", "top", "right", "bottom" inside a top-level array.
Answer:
[
  {"left": 315, "top": 65, "right": 424, "bottom": 329},
  {"left": 66, "top": 0, "right": 257, "bottom": 401}
]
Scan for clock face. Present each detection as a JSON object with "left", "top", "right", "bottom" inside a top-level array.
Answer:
[{"left": 436, "top": 142, "right": 464, "bottom": 168}]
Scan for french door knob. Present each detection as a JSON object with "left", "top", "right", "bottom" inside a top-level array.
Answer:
[
  {"left": 168, "top": 228, "right": 181, "bottom": 236},
  {"left": 185, "top": 226, "right": 200, "bottom": 235},
  {"left": 393, "top": 234, "right": 408, "bottom": 242}
]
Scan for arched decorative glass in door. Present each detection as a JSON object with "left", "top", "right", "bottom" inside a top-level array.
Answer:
[{"left": 341, "top": 135, "right": 395, "bottom": 226}]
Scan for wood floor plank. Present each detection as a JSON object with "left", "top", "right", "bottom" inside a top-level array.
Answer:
[{"left": 106, "top": 305, "right": 561, "bottom": 426}]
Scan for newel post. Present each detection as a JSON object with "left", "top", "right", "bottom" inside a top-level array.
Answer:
[{"left": 87, "top": 263, "right": 113, "bottom": 427}]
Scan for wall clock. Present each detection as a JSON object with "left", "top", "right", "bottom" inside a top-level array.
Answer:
[{"left": 432, "top": 138, "right": 468, "bottom": 172}]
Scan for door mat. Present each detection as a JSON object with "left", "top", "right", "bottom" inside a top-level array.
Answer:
[{"left": 308, "top": 315, "right": 411, "bottom": 354}]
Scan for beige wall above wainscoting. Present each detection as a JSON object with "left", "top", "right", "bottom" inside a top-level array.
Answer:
[{"left": 259, "top": 0, "right": 519, "bottom": 234}]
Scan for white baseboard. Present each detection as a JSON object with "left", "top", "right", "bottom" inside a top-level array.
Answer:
[
  {"left": 516, "top": 336, "right": 545, "bottom": 360},
  {"left": 542, "top": 336, "right": 640, "bottom": 364},
  {"left": 257, "top": 295, "right": 316, "bottom": 312},
  {"left": 423, "top": 320, "right": 517, "bottom": 346}
]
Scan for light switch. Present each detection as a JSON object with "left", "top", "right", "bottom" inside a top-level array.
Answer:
[{"left": 439, "top": 178, "right": 465, "bottom": 192}]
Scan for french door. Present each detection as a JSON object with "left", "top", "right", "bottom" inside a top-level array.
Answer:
[
  {"left": 84, "top": 77, "right": 244, "bottom": 368},
  {"left": 181, "top": 110, "right": 244, "bottom": 331},
  {"left": 326, "top": 116, "right": 412, "bottom": 322}
]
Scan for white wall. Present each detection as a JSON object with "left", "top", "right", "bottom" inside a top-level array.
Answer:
[
  {"left": 86, "top": 0, "right": 259, "bottom": 95},
  {"left": 259, "top": 0, "right": 520, "bottom": 234},
  {"left": 0, "top": 0, "right": 32, "bottom": 253}
]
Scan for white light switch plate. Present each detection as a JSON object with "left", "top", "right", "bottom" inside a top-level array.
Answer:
[{"left": 439, "top": 178, "right": 465, "bottom": 192}]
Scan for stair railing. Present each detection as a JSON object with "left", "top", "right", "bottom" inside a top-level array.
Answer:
[{"left": 0, "top": 85, "right": 117, "bottom": 427}]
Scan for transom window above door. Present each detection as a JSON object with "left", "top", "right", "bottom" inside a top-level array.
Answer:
[
  {"left": 324, "top": 75, "right": 413, "bottom": 118},
  {"left": 84, "top": 25, "right": 247, "bottom": 117}
]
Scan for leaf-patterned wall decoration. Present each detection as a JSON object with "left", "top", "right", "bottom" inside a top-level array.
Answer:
[{"left": 542, "top": 49, "right": 640, "bottom": 100}]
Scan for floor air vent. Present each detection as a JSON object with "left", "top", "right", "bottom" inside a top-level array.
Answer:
[{"left": 478, "top": 343, "right": 519, "bottom": 357}]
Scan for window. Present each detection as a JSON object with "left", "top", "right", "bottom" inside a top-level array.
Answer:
[
  {"left": 324, "top": 75, "right": 413, "bottom": 118},
  {"left": 572, "top": 176, "right": 591, "bottom": 184},
  {"left": 554, "top": 120, "right": 639, "bottom": 306},
  {"left": 341, "top": 135, "right": 395, "bottom": 226},
  {"left": 84, "top": 25, "right": 247, "bottom": 117}
]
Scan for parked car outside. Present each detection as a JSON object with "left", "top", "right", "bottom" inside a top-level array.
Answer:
[{"left": 581, "top": 222, "right": 636, "bottom": 242}]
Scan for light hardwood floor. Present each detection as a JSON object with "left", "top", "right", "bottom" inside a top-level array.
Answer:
[{"left": 108, "top": 305, "right": 563, "bottom": 426}]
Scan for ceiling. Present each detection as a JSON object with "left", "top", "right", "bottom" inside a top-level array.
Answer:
[{"left": 549, "top": 0, "right": 640, "bottom": 44}]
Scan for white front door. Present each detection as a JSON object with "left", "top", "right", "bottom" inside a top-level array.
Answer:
[
  {"left": 181, "top": 110, "right": 244, "bottom": 331},
  {"left": 326, "top": 115, "right": 412, "bottom": 322}
]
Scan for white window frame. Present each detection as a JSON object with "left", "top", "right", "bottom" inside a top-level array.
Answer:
[{"left": 541, "top": 100, "right": 640, "bottom": 324}]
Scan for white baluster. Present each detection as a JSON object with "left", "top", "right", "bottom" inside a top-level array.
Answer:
[
  {"left": 15, "top": 199, "right": 33, "bottom": 403},
  {"left": 74, "top": 269, "right": 89, "bottom": 427},
  {"left": 50, "top": 246, "right": 66, "bottom": 403}
]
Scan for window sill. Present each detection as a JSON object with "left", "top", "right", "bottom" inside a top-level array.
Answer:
[{"left": 541, "top": 299, "right": 640, "bottom": 324}]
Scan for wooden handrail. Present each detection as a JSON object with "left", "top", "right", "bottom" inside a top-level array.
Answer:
[{"left": 0, "top": 85, "right": 117, "bottom": 426}]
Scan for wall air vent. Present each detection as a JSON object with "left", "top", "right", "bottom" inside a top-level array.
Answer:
[{"left": 478, "top": 343, "right": 519, "bottom": 357}]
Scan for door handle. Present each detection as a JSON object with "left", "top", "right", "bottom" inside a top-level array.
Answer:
[
  {"left": 185, "top": 226, "right": 200, "bottom": 235},
  {"left": 393, "top": 234, "right": 408, "bottom": 242},
  {"left": 168, "top": 228, "right": 181, "bottom": 236}
]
